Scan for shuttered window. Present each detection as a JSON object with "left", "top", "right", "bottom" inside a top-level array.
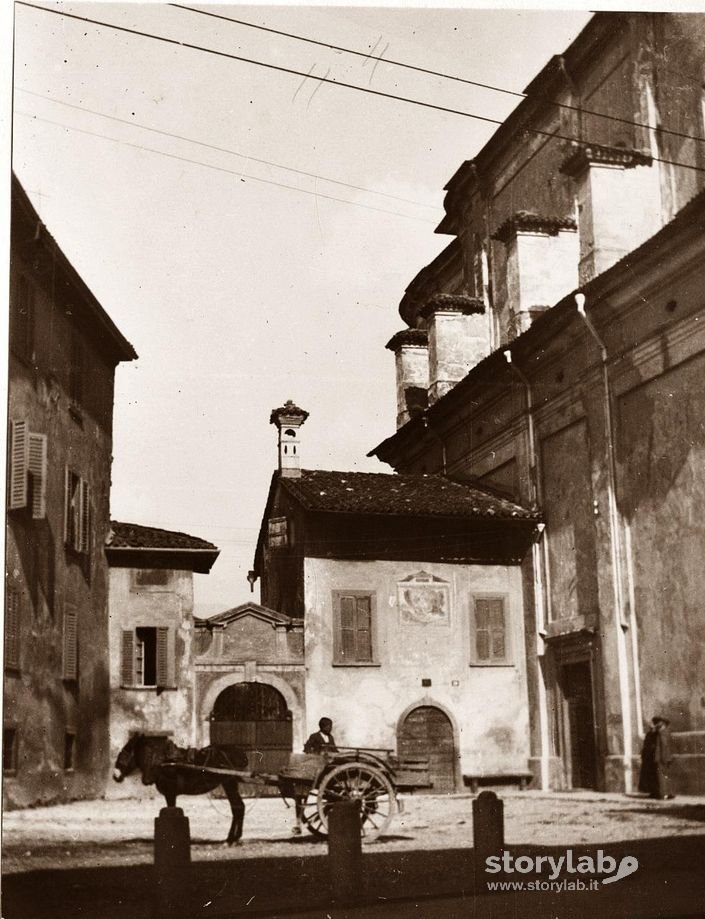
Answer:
[
  {"left": 333, "top": 592, "right": 375, "bottom": 664},
  {"left": 28, "top": 433, "right": 48, "bottom": 519},
  {"left": 5, "top": 586, "right": 21, "bottom": 671},
  {"left": 267, "top": 517, "right": 288, "bottom": 548},
  {"left": 121, "top": 626, "right": 172, "bottom": 688},
  {"left": 64, "top": 469, "right": 91, "bottom": 553},
  {"left": 63, "top": 607, "right": 78, "bottom": 681},
  {"left": 8, "top": 420, "right": 28, "bottom": 510},
  {"left": 471, "top": 597, "right": 510, "bottom": 665}
]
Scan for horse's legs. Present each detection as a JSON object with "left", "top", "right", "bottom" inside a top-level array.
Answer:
[{"left": 223, "top": 781, "right": 245, "bottom": 845}]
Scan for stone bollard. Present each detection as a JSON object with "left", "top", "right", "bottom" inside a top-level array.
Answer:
[
  {"left": 327, "top": 800, "right": 363, "bottom": 906},
  {"left": 154, "top": 806, "right": 192, "bottom": 918},
  {"left": 472, "top": 791, "right": 504, "bottom": 889}
]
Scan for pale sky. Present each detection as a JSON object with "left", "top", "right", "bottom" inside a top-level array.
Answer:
[{"left": 11, "top": 3, "right": 592, "bottom": 615}]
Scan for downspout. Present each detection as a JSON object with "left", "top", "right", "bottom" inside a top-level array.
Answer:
[
  {"left": 504, "top": 349, "right": 550, "bottom": 791},
  {"left": 422, "top": 415, "right": 447, "bottom": 475},
  {"left": 575, "top": 292, "right": 634, "bottom": 793}
]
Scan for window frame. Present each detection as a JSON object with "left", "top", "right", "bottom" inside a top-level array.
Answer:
[
  {"left": 121, "top": 625, "right": 173, "bottom": 690},
  {"left": 64, "top": 468, "right": 91, "bottom": 555},
  {"left": 3, "top": 727, "right": 18, "bottom": 775},
  {"left": 469, "top": 594, "right": 513, "bottom": 667},
  {"left": 332, "top": 590, "right": 379, "bottom": 667},
  {"left": 63, "top": 731, "right": 76, "bottom": 771},
  {"left": 4, "top": 585, "right": 21, "bottom": 673}
]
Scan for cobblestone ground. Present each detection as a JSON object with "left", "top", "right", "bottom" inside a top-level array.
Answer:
[{"left": 4, "top": 789, "right": 705, "bottom": 874}]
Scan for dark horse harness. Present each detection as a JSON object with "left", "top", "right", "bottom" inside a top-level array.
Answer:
[{"left": 114, "top": 734, "right": 248, "bottom": 845}]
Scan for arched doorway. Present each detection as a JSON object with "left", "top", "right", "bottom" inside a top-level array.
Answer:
[
  {"left": 210, "top": 682, "right": 293, "bottom": 786},
  {"left": 398, "top": 705, "right": 456, "bottom": 794}
]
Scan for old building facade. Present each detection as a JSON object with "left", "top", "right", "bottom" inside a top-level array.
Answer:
[
  {"left": 194, "top": 603, "right": 305, "bottom": 785},
  {"left": 249, "top": 403, "right": 541, "bottom": 793},
  {"left": 5, "top": 176, "right": 137, "bottom": 807},
  {"left": 105, "top": 522, "right": 219, "bottom": 781},
  {"left": 371, "top": 13, "right": 705, "bottom": 793}
]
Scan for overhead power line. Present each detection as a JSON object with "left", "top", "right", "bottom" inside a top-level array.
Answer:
[
  {"left": 15, "top": 110, "right": 437, "bottom": 224},
  {"left": 171, "top": 2, "right": 705, "bottom": 146},
  {"left": 16, "top": 2, "right": 705, "bottom": 176},
  {"left": 17, "top": 88, "right": 438, "bottom": 210}
]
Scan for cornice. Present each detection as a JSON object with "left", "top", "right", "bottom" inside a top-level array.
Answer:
[
  {"left": 492, "top": 212, "right": 577, "bottom": 245},
  {"left": 560, "top": 142, "right": 652, "bottom": 178},
  {"left": 420, "top": 293, "right": 485, "bottom": 320},
  {"left": 385, "top": 328, "right": 428, "bottom": 352}
]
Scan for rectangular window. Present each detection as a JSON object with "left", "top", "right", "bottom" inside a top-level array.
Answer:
[
  {"left": 8, "top": 423, "right": 47, "bottom": 517},
  {"left": 121, "top": 626, "right": 171, "bottom": 688},
  {"left": 28, "top": 433, "right": 48, "bottom": 519},
  {"left": 11, "top": 273, "right": 35, "bottom": 362},
  {"left": 64, "top": 732, "right": 76, "bottom": 771},
  {"left": 4, "top": 586, "right": 21, "bottom": 672},
  {"left": 333, "top": 591, "right": 375, "bottom": 665},
  {"left": 63, "top": 606, "right": 78, "bottom": 681},
  {"left": 64, "top": 469, "right": 91, "bottom": 553},
  {"left": 3, "top": 728, "right": 18, "bottom": 774},
  {"left": 8, "top": 420, "right": 28, "bottom": 511},
  {"left": 470, "top": 596, "right": 511, "bottom": 665},
  {"left": 267, "top": 516, "right": 288, "bottom": 548}
]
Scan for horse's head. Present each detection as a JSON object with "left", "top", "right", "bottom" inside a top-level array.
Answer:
[{"left": 113, "top": 734, "right": 142, "bottom": 782}]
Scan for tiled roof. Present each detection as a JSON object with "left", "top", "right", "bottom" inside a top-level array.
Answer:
[
  {"left": 280, "top": 470, "right": 537, "bottom": 520},
  {"left": 108, "top": 521, "right": 218, "bottom": 551}
]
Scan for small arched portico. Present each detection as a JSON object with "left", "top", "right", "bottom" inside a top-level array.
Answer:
[
  {"left": 198, "top": 671, "right": 304, "bottom": 755},
  {"left": 397, "top": 699, "right": 461, "bottom": 793}
]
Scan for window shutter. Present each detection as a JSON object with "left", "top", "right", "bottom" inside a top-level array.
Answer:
[
  {"left": 156, "top": 627, "right": 169, "bottom": 687},
  {"left": 5, "top": 587, "right": 21, "bottom": 670},
  {"left": 79, "top": 479, "right": 91, "bottom": 554},
  {"left": 339, "top": 596, "right": 356, "bottom": 661},
  {"left": 28, "top": 433, "right": 48, "bottom": 519},
  {"left": 488, "top": 599, "right": 506, "bottom": 661},
  {"left": 121, "top": 630, "right": 135, "bottom": 686},
  {"left": 9, "top": 420, "right": 28, "bottom": 510},
  {"left": 63, "top": 608, "right": 78, "bottom": 681},
  {"left": 474, "top": 599, "right": 491, "bottom": 661},
  {"left": 355, "top": 596, "right": 372, "bottom": 662},
  {"left": 64, "top": 467, "right": 71, "bottom": 544}
]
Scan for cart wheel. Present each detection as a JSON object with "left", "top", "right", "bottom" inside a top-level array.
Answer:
[
  {"left": 300, "top": 789, "right": 327, "bottom": 838},
  {"left": 317, "top": 763, "right": 396, "bottom": 842}
]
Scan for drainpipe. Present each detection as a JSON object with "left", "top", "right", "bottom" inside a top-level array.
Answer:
[
  {"left": 504, "top": 349, "right": 550, "bottom": 791},
  {"left": 575, "top": 292, "right": 634, "bottom": 793},
  {"left": 422, "top": 415, "right": 447, "bottom": 474}
]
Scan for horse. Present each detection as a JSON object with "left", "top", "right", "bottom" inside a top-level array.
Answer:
[{"left": 113, "top": 734, "right": 248, "bottom": 845}]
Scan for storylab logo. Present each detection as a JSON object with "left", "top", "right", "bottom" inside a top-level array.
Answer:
[{"left": 485, "top": 849, "right": 639, "bottom": 891}]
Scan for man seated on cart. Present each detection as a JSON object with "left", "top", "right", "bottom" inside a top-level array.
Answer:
[{"left": 304, "top": 717, "right": 338, "bottom": 755}]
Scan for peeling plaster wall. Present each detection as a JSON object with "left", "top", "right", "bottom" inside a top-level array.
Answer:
[
  {"left": 107, "top": 567, "right": 195, "bottom": 795},
  {"left": 303, "top": 558, "right": 529, "bottom": 779},
  {"left": 5, "top": 253, "right": 115, "bottom": 810}
]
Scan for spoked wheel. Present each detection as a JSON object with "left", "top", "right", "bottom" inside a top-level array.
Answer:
[
  {"left": 299, "top": 789, "right": 327, "bottom": 838},
  {"left": 317, "top": 762, "right": 397, "bottom": 842}
]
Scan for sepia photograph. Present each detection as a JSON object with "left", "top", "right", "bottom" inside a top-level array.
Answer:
[{"left": 3, "top": 3, "right": 705, "bottom": 918}]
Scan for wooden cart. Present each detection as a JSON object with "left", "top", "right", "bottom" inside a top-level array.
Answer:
[
  {"left": 163, "top": 746, "right": 431, "bottom": 841},
  {"left": 278, "top": 747, "right": 431, "bottom": 840}
]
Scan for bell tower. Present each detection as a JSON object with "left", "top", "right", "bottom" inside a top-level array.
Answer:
[{"left": 269, "top": 400, "right": 309, "bottom": 477}]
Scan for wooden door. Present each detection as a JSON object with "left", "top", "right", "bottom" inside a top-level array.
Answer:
[
  {"left": 559, "top": 661, "right": 597, "bottom": 789},
  {"left": 398, "top": 706, "right": 456, "bottom": 794},
  {"left": 210, "top": 682, "right": 293, "bottom": 792}
]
